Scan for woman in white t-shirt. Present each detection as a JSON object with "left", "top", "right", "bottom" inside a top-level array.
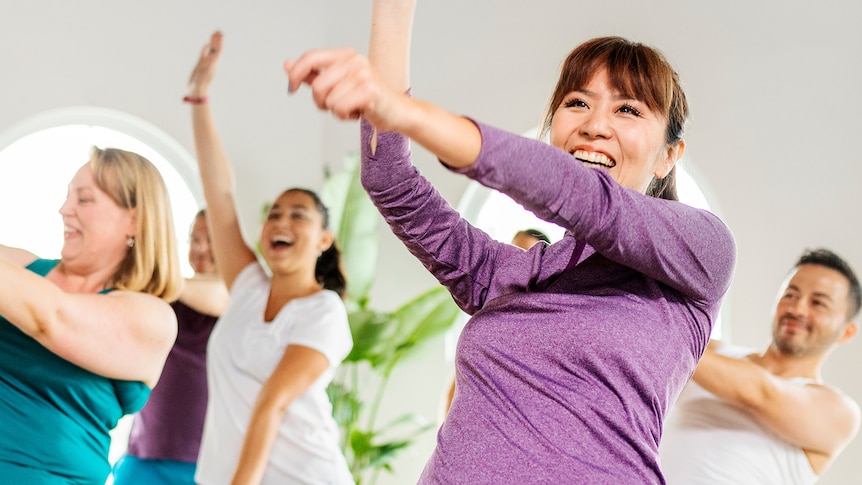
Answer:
[{"left": 186, "top": 32, "right": 354, "bottom": 485}]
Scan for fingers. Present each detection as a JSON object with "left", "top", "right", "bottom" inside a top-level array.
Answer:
[
  {"left": 284, "top": 48, "right": 356, "bottom": 95},
  {"left": 321, "top": 63, "right": 376, "bottom": 120},
  {"left": 307, "top": 51, "right": 364, "bottom": 110},
  {"left": 209, "top": 31, "right": 223, "bottom": 54},
  {"left": 200, "top": 31, "right": 223, "bottom": 62},
  {"left": 188, "top": 31, "right": 224, "bottom": 96},
  {"left": 289, "top": 50, "right": 374, "bottom": 120},
  {"left": 285, "top": 48, "right": 401, "bottom": 128}
]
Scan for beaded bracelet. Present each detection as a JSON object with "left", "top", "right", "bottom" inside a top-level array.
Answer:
[{"left": 182, "top": 95, "right": 208, "bottom": 105}]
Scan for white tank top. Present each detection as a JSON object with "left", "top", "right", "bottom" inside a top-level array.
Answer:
[{"left": 659, "top": 347, "right": 818, "bottom": 485}]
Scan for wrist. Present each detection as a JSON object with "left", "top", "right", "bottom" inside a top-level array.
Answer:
[{"left": 183, "top": 95, "right": 209, "bottom": 105}]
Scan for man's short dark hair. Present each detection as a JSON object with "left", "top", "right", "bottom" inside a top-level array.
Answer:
[
  {"left": 519, "top": 229, "right": 551, "bottom": 244},
  {"left": 795, "top": 248, "right": 861, "bottom": 320}
]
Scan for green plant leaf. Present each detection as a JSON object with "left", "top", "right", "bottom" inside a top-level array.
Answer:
[
  {"left": 347, "top": 413, "right": 434, "bottom": 478},
  {"left": 320, "top": 165, "right": 349, "bottom": 238},
  {"left": 375, "top": 412, "right": 434, "bottom": 437},
  {"left": 320, "top": 152, "right": 379, "bottom": 307},
  {"left": 344, "top": 309, "right": 394, "bottom": 363},
  {"left": 326, "top": 381, "right": 362, "bottom": 429},
  {"left": 369, "top": 286, "right": 461, "bottom": 375}
]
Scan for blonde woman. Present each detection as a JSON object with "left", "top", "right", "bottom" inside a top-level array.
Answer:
[{"left": 0, "top": 147, "right": 181, "bottom": 484}]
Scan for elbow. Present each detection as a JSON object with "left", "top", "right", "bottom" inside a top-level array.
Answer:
[
  {"left": 255, "top": 387, "right": 295, "bottom": 417},
  {"left": 734, "top": 381, "right": 776, "bottom": 414},
  {"left": 28, "top": 304, "right": 62, "bottom": 341}
]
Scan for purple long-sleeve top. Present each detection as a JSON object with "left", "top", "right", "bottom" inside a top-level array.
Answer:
[{"left": 360, "top": 119, "right": 736, "bottom": 484}]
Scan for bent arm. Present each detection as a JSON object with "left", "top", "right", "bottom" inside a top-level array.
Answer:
[
  {"left": 0, "top": 244, "right": 37, "bottom": 266},
  {"left": 361, "top": 0, "right": 528, "bottom": 312},
  {"left": 178, "top": 275, "right": 229, "bottom": 316},
  {"left": 693, "top": 349, "right": 861, "bottom": 465},
  {"left": 367, "top": 0, "right": 482, "bottom": 164},
  {"left": 364, "top": 0, "right": 728, "bottom": 294},
  {"left": 451, "top": 122, "right": 736, "bottom": 302},
  {"left": 0, "top": 259, "right": 176, "bottom": 387},
  {"left": 369, "top": 0, "right": 415, "bottom": 93},
  {"left": 289, "top": 66, "right": 731, "bottom": 304},
  {"left": 230, "top": 345, "right": 330, "bottom": 485},
  {"left": 188, "top": 32, "right": 257, "bottom": 289},
  {"left": 362, "top": 124, "right": 536, "bottom": 314}
]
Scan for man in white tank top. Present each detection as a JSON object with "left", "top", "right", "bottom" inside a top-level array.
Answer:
[{"left": 660, "top": 248, "right": 861, "bottom": 484}]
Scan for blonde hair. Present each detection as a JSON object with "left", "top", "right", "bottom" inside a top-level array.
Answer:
[{"left": 89, "top": 147, "right": 181, "bottom": 301}]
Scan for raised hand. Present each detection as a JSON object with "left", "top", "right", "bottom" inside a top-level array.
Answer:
[
  {"left": 284, "top": 48, "right": 407, "bottom": 133},
  {"left": 188, "top": 31, "right": 223, "bottom": 98}
]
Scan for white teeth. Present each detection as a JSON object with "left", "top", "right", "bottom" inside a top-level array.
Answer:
[
  {"left": 272, "top": 235, "right": 293, "bottom": 244},
  {"left": 572, "top": 150, "right": 615, "bottom": 168}
]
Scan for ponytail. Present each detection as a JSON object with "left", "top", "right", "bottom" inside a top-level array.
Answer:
[
  {"left": 646, "top": 166, "right": 678, "bottom": 201},
  {"left": 316, "top": 242, "right": 346, "bottom": 298}
]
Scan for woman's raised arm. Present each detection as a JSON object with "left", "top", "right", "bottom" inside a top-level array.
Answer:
[{"left": 188, "top": 32, "right": 257, "bottom": 290}]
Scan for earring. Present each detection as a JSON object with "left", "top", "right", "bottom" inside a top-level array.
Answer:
[{"left": 126, "top": 236, "right": 135, "bottom": 248}]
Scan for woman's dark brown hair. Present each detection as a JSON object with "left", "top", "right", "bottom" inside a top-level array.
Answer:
[{"left": 541, "top": 37, "right": 689, "bottom": 200}]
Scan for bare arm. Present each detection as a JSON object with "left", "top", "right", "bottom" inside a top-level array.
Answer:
[
  {"left": 188, "top": 32, "right": 257, "bottom": 289},
  {"left": 230, "top": 345, "right": 330, "bottom": 485},
  {"left": 0, "top": 244, "right": 37, "bottom": 266},
  {"left": 178, "top": 275, "right": 229, "bottom": 316},
  {"left": 369, "top": 0, "right": 414, "bottom": 93},
  {"left": 366, "top": 0, "right": 480, "bottom": 165},
  {"left": 0, "top": 259, "right": 176, "bottom": 388},
  {"left": 286, "top": 41, "right": 481, "bottom": 169},
  {"left": 693, "top": 348, "right": 861, "bottom": 470}
]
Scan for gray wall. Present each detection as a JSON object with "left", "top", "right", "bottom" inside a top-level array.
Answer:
[{"left": 2, "top": 1, "right": 860, "bottom": 483}]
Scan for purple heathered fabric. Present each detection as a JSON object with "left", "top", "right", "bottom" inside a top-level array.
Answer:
[
  {"left": 360, "top": 119, "right": 736, "bottom": 484},
  {"left": 126, "top": 300, "right": 217, "bottom": 463}
]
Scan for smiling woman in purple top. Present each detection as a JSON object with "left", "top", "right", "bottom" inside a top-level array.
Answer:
[{"left": 285, "top": 1, "right": 737, "bottom": 483}]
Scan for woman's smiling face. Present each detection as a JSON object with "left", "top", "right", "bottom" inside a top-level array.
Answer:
[
  {"left": 260, "top": 189, "right": 332, "bottom": 276},
  {"left": 59, "top": 162, "right": 136, "bottom": 267},
  {"left": 549, "top": 68, "right": 680, "bottom": 194}
]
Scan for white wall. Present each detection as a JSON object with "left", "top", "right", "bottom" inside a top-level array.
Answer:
[{"left": 2, "top": 1, "right": 861, "bottom": 483}]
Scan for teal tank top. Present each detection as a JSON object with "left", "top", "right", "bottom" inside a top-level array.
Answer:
[{"left": 0, "top": 259, "right": 151, "bottom": 484}]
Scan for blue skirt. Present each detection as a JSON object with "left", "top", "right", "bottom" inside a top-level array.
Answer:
[{"left": 112, "top": 455, "right": 196, "bottom": 485}]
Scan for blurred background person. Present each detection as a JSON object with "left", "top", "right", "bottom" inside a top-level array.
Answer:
[
  {"left": 661, "top": 248, "right": 860, "bottom": 484},
  {"left": 510, "top": 228, "right": 550, "bottom": 251},
  {"left": 113, "top": 209, "right": 228, "bottom": 485}
]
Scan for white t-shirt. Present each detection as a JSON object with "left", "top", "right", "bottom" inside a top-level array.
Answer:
[
  {"left": 659, "top": 346, "right": 818, "bottom": 485},
  {"left": 196, "top": 263, "right": 354, "bottom": 485}
]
